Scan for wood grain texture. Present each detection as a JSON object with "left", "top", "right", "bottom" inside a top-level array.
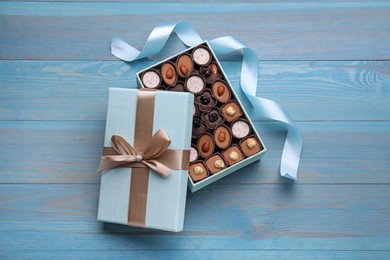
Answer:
[
  {"left": 0, "top": 2, "right": 389, "bottom": 60},
  {"left": 1, "top": 0, "right": 390, "bottom": 258},
  {"left": 1, "top": 60, "right": 389, "bottom": 121},
  {"left": 0, "top": 184, "right": 389, "bottom": 251}
]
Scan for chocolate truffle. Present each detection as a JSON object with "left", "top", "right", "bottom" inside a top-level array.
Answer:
[
  {"left": 198, "top": 133, "right": 215, "bottom": 158},
  {"left": 192, "top": 116, "right": 207, "bottom": 138},
  {"left": 189, "top": 161, "right": 208, "bottom": 182},
  {"left": 221, "top": 101, "right": 243, "bottom": 122},
  {"left": 212, "top": 80, "right": 231, "bottom": 103},
  {"left": 192, "top": 47, "right": 211, "bottom": 66},
  {"left": 176, "top": 54, "right": 193, "bottom": 77},
  {"left": 240, "top": 136, "right": 263, "bottom": 157},
  {"left": 214, "top": 125, "right": 232, "bottom": 149},
  {"left": 190, "top": 146, "right": 199, "bottom": 162},
  {"left": 161, "top": 62, "right": 177, "bottom": 86},
  {"left": 222, "top": 145, "right": 244, "bottom": 166},
  {"left": 200, "top": 63, "right": 222, "bottom": 83},
  {"left": 141, "top": 70, "right": 161, "bottom": 89},
  {"left": 202, "top": 109, "right": 224, "bottom": 129},
  {"left": 231, "top": 119, "right": 250, "bottom": 139},
  {"left": 185, "top": 75, "right": 205, "bottom": 94},
  {"left": 205, "top": 154, "right": 226, "bottom": 175},
  {"left": 195, "top": 90, "right": 217, "bottom": 112},
  {"left": 167, "top": 81, "right": 185, "bottom": 92}
]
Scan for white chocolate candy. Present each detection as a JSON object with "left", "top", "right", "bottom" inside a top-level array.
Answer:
[
  {"left": 142, "top": 71, "right": 160, "bottom": 88},
  {"left": 232, "top": 121, "right": 250, "bottom": 138},
  {"left": 186, "top": 75, "right": 205, "bottom": 94},
  {"left": 193, "top": 48, "right": 210, "bottom": 65},
  {"left": 190, "top": 147, "right": 198, "bottom": 162}
]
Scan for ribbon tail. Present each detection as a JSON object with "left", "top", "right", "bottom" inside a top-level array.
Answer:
[{"left": 143, "top": 160, "right": 171, "bottom": 177}]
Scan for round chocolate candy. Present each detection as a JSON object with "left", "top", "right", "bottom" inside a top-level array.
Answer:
[
  {"left": 200, "top": 63, "right": 222, "bottom": 83},
  {"left": 185, "top": 75, "right": 205, "bottom": 94},
  {"left": 141, "top": 69, "right": 161, "bottom": 89},
  {"left": 192, "top": 47, "right": 211, "bottom": 66},
  {"left": 202, "top": 109, "right": 224, "bottom": 129},
  {"left": 231, "top": 119, "right": 250, "bottom": 139},
  {"left": 190, "top": 145, "right": 199, "bottom": 162}
]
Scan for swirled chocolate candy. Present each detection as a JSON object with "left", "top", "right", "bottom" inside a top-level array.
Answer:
[
  {"left": 142, "top": 70, "right": 161, "bottom": 89},
  {"left": 212, "top": 80, "right": 231, "bottom": 103},
  {"left": 214, "top": 125, "right": 232, "bottom": 149},
  {"left": 198, "top": 133, "right": 215, "bottom": 158},
  {"left": 185, "top": 75, "right": 205, "bottom": 94},
  {"left": 221, "top": 101, "right": 243, "bottom": 122},
  {"left": 202, "top": 109, "right": 224, "bottom": 129},
  {"left": 205, "top": 153, "right": 226, "bottom": 174},
  {"left": 231, "top": 119, "right": 250, "bottom": 139},
  {"left": 176, "top": 54, "right": 193, "bottom": 77},
  {"left": 161, "top": 62, "right": 177, "bottom": 86},
  {"left": 240, "top": 136, "right": 263, "bottom": 157},
  {"left": 192, "top": 47, "right": 211, "bottom": 66},
  {"left": 189, "top": 161, "right": 208, "bottom": 182},
  {"left": 192, "top": 116, "right": 207, "bottom": 138},
  {"left": 222, "top": 145, "right": 244, "bottom": 166},
  {"left": 195, "top": 90, "right": 217, "bottom": 112}
]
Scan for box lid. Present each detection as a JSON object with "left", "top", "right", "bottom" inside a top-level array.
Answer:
[{"left": 97, "top": 88, "right": 194, "bottom": 232}]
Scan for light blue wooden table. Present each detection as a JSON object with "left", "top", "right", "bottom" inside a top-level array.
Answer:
[{"left": 1, "top": 1, "right": 390, "bottom": 259}]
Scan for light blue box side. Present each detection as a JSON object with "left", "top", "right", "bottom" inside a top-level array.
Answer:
[
  {"left": 145, "top": 91, "right": 194, "bottom": 232},
  {"left": 98, "top": 89, "right": 193, "bottom": 231},
  {"left": 97, "top": 88, "right": 137, "bottom": 225}
]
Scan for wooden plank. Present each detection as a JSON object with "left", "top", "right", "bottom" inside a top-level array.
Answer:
[
  {"left": 0, "top": 184, "right": 389, "bottom": 250},
  {"left": 1, "top": 60, "right": 389, "bottom": 121},
  {"left": 0, "top": 2, "right": 389, "bottom": 60},
  {"left": 1, "top": 250, "right": 389, "bottom": 260},
  {"left": 1, "top": 121, "right": 389, "bottom": 184}
]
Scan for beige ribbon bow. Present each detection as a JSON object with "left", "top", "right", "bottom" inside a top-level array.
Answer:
[{"left": 97, "top": 129, "right": 172, "bottom": 176}]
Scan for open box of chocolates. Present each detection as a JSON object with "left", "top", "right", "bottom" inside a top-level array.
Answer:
[{"left": 137, "top": 42, "right": 267, "bottom": 192}]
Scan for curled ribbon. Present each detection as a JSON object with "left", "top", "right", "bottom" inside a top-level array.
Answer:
[
  {"left": 98, "top": 129, "right": 172, "bottom": 176},
  {"left": 111, "top": 21, "right": 302, "bottom": 180}
]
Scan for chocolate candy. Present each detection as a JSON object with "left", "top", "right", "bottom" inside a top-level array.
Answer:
[
  {"left": 221, "top": 101, "right": 243, "bottom": 122},
  {"left": 142, "top": 69, "right": 161, "bottom": 89},
  {"left": 212, "top": 80, "right": 231, "bottom": 103},
  {"left": 200, "top": 63, "right": 222, "bottom": 83},
  {"left": 190, "top": 145, "right": 199, "bottom": 162},
  {"left": 195, "top": 90, "right": 217, "bottom": 112},
  {"left": 202, "top": 109, "right": 224, "bottom": 129},
  {"left": 192, "top": 47, "right": 211, "bottom": 65},
  {"left": 167, "top": 81, "right": 185, "bottom": 92},
  {"left": 222, "top": 145, "right": 244, "bottom": 166},
  {"left": 198, "top": 133, "right": 215, "bottom": 158},
  {"left": 192, "top": 116, "right": 207, "bottom": 138},
  {"left": 231, "top": 119, "right": 250, "bottom": 139},
  {"left": 214, "top": 125, "right": 232, "bottom": 149},
  {"left": 185, "top": 75, "right": 205, "bottom": 94},
  {"left": 189, "top": 161, "right": 208, "bottom": 182},
  {"left": 240, "top": 136, "right": 263, "bottom": 157},
  {"left": 205, "top": 154, "right": 226, "bottom": 174},
  {"left": 161, "top": 62, "right": 177, "bottom": 86},
  {"left": 177, "top": 54, "right": 193, "bottom": 77}
]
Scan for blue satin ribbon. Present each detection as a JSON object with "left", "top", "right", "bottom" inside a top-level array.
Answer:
[{"left": 111, "top": 21, "right": 302, "bottom": 180}]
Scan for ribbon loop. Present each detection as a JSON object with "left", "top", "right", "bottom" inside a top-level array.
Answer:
[{"left": 97, "top": 129, "right": 173, "bottom": 176}]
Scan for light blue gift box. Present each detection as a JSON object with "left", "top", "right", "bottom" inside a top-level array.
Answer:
[
  {"left": 97, "top": 88, "right": 193, "bottom": 232},
  {"left": 136, "top": 41, "right": 267, "bottom": 193}
]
